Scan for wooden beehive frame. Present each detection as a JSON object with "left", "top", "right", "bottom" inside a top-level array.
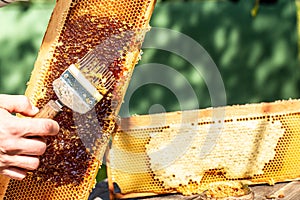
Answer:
[
  {"left": 107, "top": 99, "right": 300, "bottom": 198},
  {"left": 0, "top": 0, "right": 157, "bottom": 199}
]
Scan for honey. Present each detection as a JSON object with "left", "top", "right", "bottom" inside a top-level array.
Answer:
[
  {"left": 108, "top": 99, "right": 300, "bottom": 197},
  {"left": 0, "top": 0, "right": 157, "bottom": 199}
]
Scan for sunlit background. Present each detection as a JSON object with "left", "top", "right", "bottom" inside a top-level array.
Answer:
[
  {"left": 0, "top": 0, "right": 299, "bottom": 114},
  {"left": 0, "top": 0, "right": 299, "bottom": 115},
  {"left": 0, "top": 0, "right": 299, "bottom": 184}
]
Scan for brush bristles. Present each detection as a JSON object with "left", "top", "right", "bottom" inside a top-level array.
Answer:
[
  {"left": 77, "top": 49, "right": 115, "bottom": 93},
  {"left": 1, "top": 0, "right": 156, "bottom": 199}
]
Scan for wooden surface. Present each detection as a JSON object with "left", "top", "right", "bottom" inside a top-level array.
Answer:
[
  {"left": 0, "top": 176, "right": 10, "bottom": 199},
  {"left": 88, "top": 180, "right": 300, "bottom": 200},
  {"left": 251, "top": 181, "right": 300, "bottom": 200}
]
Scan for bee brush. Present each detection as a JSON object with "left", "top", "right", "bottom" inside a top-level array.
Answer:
[{"left": 34, "top": 47, "right": 115, "bottom": 119}]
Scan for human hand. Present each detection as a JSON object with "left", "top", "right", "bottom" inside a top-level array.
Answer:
[{"left": 0, "top": 94, "right": 59, "bottom": 180}]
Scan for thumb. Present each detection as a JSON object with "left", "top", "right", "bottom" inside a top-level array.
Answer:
[{"left": 0, "top": 94, "right": 39, "bottom": 116}]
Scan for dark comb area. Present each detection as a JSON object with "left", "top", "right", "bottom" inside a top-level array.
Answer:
[{"left": 2, "top": 0, "right": 156, "bottom": 199}]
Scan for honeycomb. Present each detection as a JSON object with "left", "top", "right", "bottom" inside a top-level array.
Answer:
[
  {"left": 108, "top": 99, "right": 300, "bottom": 198},
  {"left": 0, "top": 0, "right": 156, "bottom": 199}
]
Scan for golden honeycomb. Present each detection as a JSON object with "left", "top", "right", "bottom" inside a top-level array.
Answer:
[
  {"left": 0, "top": 0, "right": 156, "bottom": 199},
  {"left": 108, "top": 99, "right": 300, "bottom": 198}
]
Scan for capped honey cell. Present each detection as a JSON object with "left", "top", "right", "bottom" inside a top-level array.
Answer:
[
  {"left": 0, "top": 0, "right": 157, "bottom": 199},
  {"left": 109, "top": 100, "right": 300, "bottom": 197}
]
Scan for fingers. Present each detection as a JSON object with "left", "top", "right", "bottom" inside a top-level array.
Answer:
[
  {"left": 0, "top": 152, "right": 41, "bottom": 180},
  {"left": 3, "top": 116, "right": 59, "bottom": 137},
  {"left": 0, "top": 94, "right": 60, "bottom": 180},
  {"left": 0, "top": 154, "right": 40, "bottom": 171},
  {"left": 0, "top": 94, "right": 60, "bottom": 137},
  {"left": 21, "top": 118, "right": 59, "bottom": 137},
  {"left": 0, "top": 154, "right": 40, "bottom": 180},
  {"left": 0, "top": 167, "right": 27, "bottom": 180},
  {"left": 0, "top": 137, "right": 47, "bottom": 156},
  {"left": 0, "top": 138, "right": 45, "bottom": 180},
  {"left": 0, "top": 94, "right": 39, "bottom": 116}
]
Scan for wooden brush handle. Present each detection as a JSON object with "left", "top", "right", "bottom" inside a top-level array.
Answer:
[{"left": 34, "top": 100, "right": 63, "bottom": 119}]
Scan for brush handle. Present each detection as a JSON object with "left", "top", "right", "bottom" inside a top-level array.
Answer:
[{"left": 34, "top": 100, "right": 63, "bottom": 119}]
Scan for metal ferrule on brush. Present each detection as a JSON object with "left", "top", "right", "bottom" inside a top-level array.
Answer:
[{"left": 53, "top": 64, "right": 103, "bottom": 114}]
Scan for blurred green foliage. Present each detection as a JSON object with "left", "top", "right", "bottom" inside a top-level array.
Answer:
[
  {"left": 0, "top": 0, "right": 298, "bottom": 186},
  {"left": 0, "top": 0, "right": 299, "bottom": 114},
  {"left": 1, "top": 0, "right": 297, "bottom": 103},
  {"left": 0, "top": 2, "right": 54, "bottom": 94},
  {"left": 120, "top": 0, "right": 299, "bottom": 116},
  {"left": 297, "top": 1, "right": 300, "bottom": 56}
]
